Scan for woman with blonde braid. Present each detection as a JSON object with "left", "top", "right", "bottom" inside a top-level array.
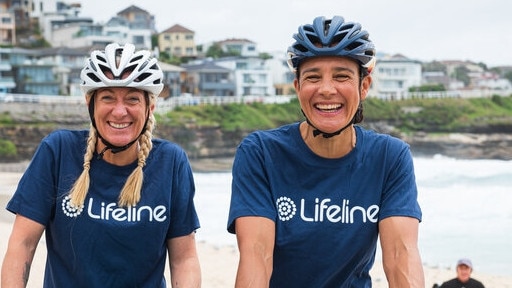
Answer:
[{"left": 2, "top": 43, "right": 201, "bottom": 287}]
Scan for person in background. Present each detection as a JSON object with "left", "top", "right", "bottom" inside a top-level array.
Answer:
[
  {"left": 1, "top": 43, "right": 201, "bottom": 287},
  {"left": 227, "top": 15, "right": 423, "bottom": 287},
  {"left": 438, "top": 258, "right": 485, "bottom": 288}
]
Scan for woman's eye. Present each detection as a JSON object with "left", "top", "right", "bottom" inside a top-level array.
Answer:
[
  {"left": 99, "top": 95, "right": 114, "bottom": 102},
  {"left": 305, "top": 75, "right": 320, "bottom": 81},
  {"left": 127, "top": 97, "right": 142, "bottom": 104},
  {"left": 334, "top": 75, "right": 349, "bottom": 81}
]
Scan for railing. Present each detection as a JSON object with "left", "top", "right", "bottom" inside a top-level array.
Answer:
[
  {"left": 156, "top": 95, "right": 294, "bottom": 112},
  {"left": 0, "top": 93, "right": 296, "bottom": 113},
  {"left": 2, "top": 89, "right": 510, "bottom": 110},
  {"left": 374, "top": 89, "right": 512, "bottom": 100}
]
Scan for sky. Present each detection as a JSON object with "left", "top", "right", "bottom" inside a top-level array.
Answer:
[{"left": 79, "top": 0, "right": 512, "bottom": 67}]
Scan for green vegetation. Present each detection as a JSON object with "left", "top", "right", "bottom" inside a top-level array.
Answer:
[
  {"left": 0, "top": 112, "right": 13, "bottom": 124},
  {"left": 2, "top": 96, "right": 511, "bottom": 159},
  {"left": 379, "top": 96, "right": 512, "bottom": 132},
  {"left": 0, "top": 139, "right": 17, "bottom": 158},
  {"left": 156, "top": 99, "right": 304, "bottom": 131},
  {"left": 155, "top": 96, "right": 512, "bottom": 133}
]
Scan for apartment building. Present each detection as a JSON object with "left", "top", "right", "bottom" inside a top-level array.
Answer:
[
  {"left": 158, "top": 24, "right": 197, "bottom": 58},
  {"left": 214, "top": 56, "right": 274, "bottom": 96},
  {"left": 371, "top": 54, "right": 422, "bottom": 99},
  {"left": 0, "top": 8, "right": 15, "bottom": 45},
  {"left": 181, "top": 60, "right": 235, "bottom": 96},
  {"left": 0, "top": 48, "right": 16, "bottom": 93}
]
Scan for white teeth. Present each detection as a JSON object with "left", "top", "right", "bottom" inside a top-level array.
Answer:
[
  {"left": 109, "top": 122, "right": 129, "bottom": 129},
  {"left": 316, "top": 104, "right": 341, "bottom": 110}
]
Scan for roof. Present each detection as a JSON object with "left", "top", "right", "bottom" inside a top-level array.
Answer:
[
  {"left": 117, "top": 5, "right": 149, "bottom": 15},
  {"left": 217, "top": 38, "right": 255, "bottom": 44},
  {"left": 161, "top": 24, "right": 194, "bottom": 34},
  {"left": 158, "top": 61, "right": 185, "bottom": 72},
  {"left": 182, "top": 61, "right": 231, "bottom": 72}
]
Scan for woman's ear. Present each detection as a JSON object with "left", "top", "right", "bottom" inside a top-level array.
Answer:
[
  {"left": 293, "top": 78, "right": 300, "bottom": 93},
  {"left": 360, "top": 75, "right": 372, "bottom": 101}
]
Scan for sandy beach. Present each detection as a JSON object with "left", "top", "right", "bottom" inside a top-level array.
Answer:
[{"left": 1, "top": 170, "right": 512, "bottom": 287}]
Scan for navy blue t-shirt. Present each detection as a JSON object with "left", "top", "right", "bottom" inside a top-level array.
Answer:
[
  {"left": 7, "top": 130, "right": 200, "bottom": 287},
  {"left": 228, "top": 123, "right": 422, "bottom": 287}
]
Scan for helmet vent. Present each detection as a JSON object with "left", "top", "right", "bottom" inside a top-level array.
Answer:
[
  {"left": 323, "top": 19, "right": 332, "bottom": 36},
  {"left": 88, "top": 59, "right": 98, "bottom": 72},
  {"left": 95, "top": 55, "right": 106, "bottom": 63},
  {"left": 138, "top": 60, "right": 149, "bottom": 72},
  {"left": 130, "top": 55, "right": 143, "bottom": 63},
  {"left": 86, "top": 72, "right": 101, "bottom": 82},
  {"left": 134, "top": 72, "right": 151, "bottom": 82},
  {"left": 98, "top": 64, "right": 113, "bottom": 78},
  {"left": 345, "top": 41, "right": 362, "bottom": 51}
]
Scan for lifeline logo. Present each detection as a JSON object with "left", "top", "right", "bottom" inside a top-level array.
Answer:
[
  {"left": 276, "top": 197, "right": 379, "bottom": 223},
  {"left": 61, "top": 196, "right": 167, "bottom": 222}
]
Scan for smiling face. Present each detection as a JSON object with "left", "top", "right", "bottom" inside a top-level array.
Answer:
[
  {"left": 294, "top": 56, "right": 371, "bottom": 135},
  {"left": 92, "top": 87, "right": 153, "bottom": 148}
]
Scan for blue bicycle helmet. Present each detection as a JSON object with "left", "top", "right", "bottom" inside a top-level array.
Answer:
[{"left": 287, "top": 16, "right": 376, "bottom": 75}]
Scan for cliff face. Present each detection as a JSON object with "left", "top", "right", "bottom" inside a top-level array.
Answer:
[
  {"left": 2, "top": 124, "right": 512, "bottom": 162},
  {"left": 1, "top": 102, "right": 512, "bottom": 162},
  {"left": 404, "top": 133, "right": 512, "bottom": 160}
]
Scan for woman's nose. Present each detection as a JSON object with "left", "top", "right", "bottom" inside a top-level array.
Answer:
[
  {"left": 111, "top": 101, "right": 128, "bottom": 116},
  {"left": 318, "top": 79, "right": 336, "bottom": 95}
]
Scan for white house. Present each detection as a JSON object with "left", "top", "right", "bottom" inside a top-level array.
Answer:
[
  {"left": 370, "top": 54, "right": 422, "bottom": 100},
  {"left": 214, "top": 56, "right": 274, "bottom": 96}
]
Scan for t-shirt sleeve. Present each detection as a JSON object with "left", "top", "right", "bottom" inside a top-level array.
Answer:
[
  {"left": 227, "top": 135, "right": 277, "bottom": 234},
  {"left": 167, "top": 149, "right": 200, "bottom": 238},
  {"left": 378, "top": 142, "right": 422, "bottom": 222},
  {"left": 6, "top": 135, "right": 60, "bottom": 226}
]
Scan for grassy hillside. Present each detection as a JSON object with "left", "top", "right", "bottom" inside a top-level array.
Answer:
[
  {"left": 1, "top": 96, "right": 512, "bottom": 160},
  {"left": 156, "top": 95, "right": 512, "bottom": 133}
]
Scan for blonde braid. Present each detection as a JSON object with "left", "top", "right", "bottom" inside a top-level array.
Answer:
[
  {"left": 118, "top": 113, "right": 155, "bottom": 207},
  {"left": 69, "top": 125, "right": 97, "bottom": 208}
]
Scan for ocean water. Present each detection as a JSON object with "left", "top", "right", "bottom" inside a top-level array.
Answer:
[{"left": 192, "top": 156, "right": 512, "bottom": 277}]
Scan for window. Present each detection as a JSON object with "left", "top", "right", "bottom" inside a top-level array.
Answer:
[
  {"left": 243, "top": 74, "right": 254, "bottom": 83},
  {"left": 236, "top": 62, "right": 247, "bottom": 69},
  {"left": 132, "top": 36, "right": 144, "bottom": 44}
]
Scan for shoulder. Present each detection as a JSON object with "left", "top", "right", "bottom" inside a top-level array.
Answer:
[
  {"left": 469, "top": 278, "right": 485, "bottom": 287},
  {"left": 38, "top": 129, "right": 88, "bottom": 152},
  {"left": 439, "top": 278, "right": 458, "bottom": 288},
  {"left": 357, "top": 126, "right": 411, "bottom": 158},
  {"left": 44, "top": 129, "right": 88, "bottom": 141},
  {"left": 358, "top": 126, "right": 408, "bottom": 149},
  {"left": 241, "top": 123, "right": 298, "bottom": 146},
  {"left": 150, "top": 138, "right": 189, "bottom": 162}
]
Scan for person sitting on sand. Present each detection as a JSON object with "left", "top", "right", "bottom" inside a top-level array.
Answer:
[{"left": 436, "top": 258, "right": 485, "bottom": 288}]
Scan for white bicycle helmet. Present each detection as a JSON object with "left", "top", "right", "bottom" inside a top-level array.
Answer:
[{"left": 80, "top": 43, "right": 164, "bottom": 96}]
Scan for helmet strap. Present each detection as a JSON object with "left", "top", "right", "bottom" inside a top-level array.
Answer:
[
  {"left": 302, "top": 109, "right": 354, "bottom": 138},
  {"left": 97, "top": 137, "right": 138, "bottom": 159},
  {"left": 301, "top": 98, "right": 362, "bottom": 138}
]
